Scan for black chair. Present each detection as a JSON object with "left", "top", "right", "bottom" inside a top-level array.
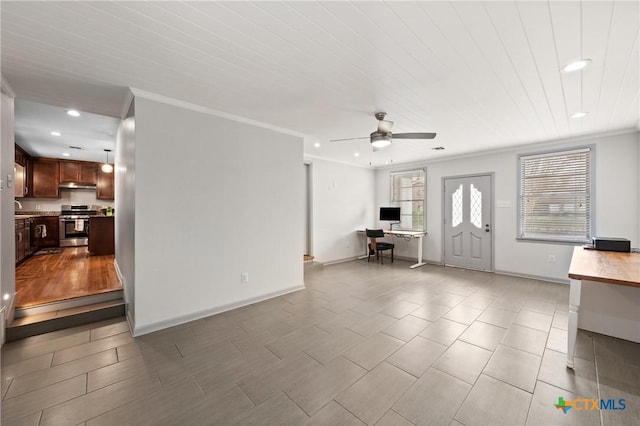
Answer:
[{"left": 366, "top": 229, "right": 394, "bottom": 264}]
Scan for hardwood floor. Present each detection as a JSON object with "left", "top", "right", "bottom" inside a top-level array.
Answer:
[{"left": 15, "top": 247, "right": 122, "bottom": 308}]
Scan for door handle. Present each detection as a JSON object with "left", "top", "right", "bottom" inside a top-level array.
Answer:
[{"left": 485, "top": 224, "right": 491, "bottom": 233}]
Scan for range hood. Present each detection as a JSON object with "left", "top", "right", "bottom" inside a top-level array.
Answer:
[{"left": 59, "top": 182, "right": 97, "bottom": 190}]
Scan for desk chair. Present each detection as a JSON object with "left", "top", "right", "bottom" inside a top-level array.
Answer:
[{"left": 366, "top": 229, "right": 394, "bottom": 264}]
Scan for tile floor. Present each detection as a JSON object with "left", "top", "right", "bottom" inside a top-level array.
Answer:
[{"left": 2, "top": 260, "right": 639, "bottom": 425}]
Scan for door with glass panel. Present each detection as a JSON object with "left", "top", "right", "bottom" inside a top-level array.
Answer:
[{"left": 443, "top": 174, "right": 492, "bottom": 271}]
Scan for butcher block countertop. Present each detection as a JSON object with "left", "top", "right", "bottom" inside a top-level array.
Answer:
[{"left": 568, "top": 246, "right": 640, "bottom": 288}]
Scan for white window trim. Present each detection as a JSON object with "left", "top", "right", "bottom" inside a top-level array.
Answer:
[
  {"left": 390, "top": 168, "right": 426, "bottom": 231},
  {"left": 517, "top": 146, "right": 595, "bottom": 244}
]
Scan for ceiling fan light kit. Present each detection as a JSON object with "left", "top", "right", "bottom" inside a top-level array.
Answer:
[
  {"left": 370, "top": 132, "right": 392, "bottom": 149},
  {"left": 330, "top": 111, "right": 437, "bottom": 154}
]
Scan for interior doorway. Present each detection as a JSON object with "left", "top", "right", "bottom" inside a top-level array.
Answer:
[
  {"left": 443, "top": 174, "right": 493, "bottom": 271},
  {"left": 304, "top": 162, "right": 313, "bottom": 260}
]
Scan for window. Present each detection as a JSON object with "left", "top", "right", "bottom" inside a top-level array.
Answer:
[
  {"left": 391, "top": 169, "right": 425, "bottom": 231},
  {"left": 518, "top": 147, "right": 592, "bottom": 243}
]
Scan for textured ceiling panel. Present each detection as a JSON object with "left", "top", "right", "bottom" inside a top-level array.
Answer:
[{"left": 1, "top": 1, "right": 637, "bottom": 167}]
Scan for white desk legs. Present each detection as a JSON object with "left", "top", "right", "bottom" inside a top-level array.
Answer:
[
  {"left": 409, "top": 235, "right": 427, "bottom": 269},
  {"left": 567, "top": 278, "right": 582, "bottom": 369}
]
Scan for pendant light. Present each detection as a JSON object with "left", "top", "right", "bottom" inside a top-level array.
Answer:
[{"left": 101, "top": 149, "right": 113, "bottom": 173}]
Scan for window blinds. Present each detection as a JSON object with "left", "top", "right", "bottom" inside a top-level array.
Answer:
[
  {"left": 519, "top": 148, "right": 591, "bottom": 242},
  {"left": 391, "top": 170, "right": 425, "bottom": 231}
]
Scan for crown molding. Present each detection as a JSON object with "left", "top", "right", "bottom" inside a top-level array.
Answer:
[
  {"left": 374, "top": 128, "right": 639, "bottom": 171},
  {"left": 120, "top": 89, "right": 135, "bottom": 119},
  {"left": 129, "top": 88, "right": 304, "bottom": 139},
  {"left": 1, "top": 76, "right": 15, "bottom": 97}
]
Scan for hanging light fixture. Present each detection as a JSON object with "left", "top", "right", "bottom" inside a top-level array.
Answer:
[{"left": 101, "top": 149, "right": 113, "bottom": 173}]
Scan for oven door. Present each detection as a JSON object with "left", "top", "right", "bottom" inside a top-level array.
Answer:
[{"left": 59, "top": 218, "right": 89, "bottom": 247}]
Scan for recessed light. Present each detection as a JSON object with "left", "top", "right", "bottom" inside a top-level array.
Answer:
[
  {"left": 51, "top": 131, "right": 62, "bottom": 136},
  {"left": 570, "top": 112, "right": 589, "bottom": 119},
  {"left": 61, "top": 152, "right": 70, "bottom": 157},
  {"left": 314, "top": 142, "right": 320, "bottom": 148},
  {"left": 354, "top": 152, "right": 360, "bottom": 157},
  {"left": 561, "top": 59, "right": 592, "bottom": 73},
  {"left": 67, "top": 109, "right": 80, "bottom": 117}
]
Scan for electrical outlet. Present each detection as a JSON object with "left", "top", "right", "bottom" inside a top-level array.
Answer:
[
  {"left": 240, "top": 272, "right": 249, "bottom": 284},
  {"left": 548, "top": 255, "right": 556, "bottom": 263}
]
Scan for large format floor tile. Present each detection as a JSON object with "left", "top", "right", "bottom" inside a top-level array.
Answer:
[
  {"left": 455, "top": 374, "right": 532, "bottom": 425},
  {"left": 393, "top": 367, "right": 471, "bottom": 426},
  {"left": 2, "top": 259, "right": 639, "bottom": 426},
  {"left": 483, "top": 344, "right": 541, "bottom": 392},
  {"left": 386, "top": 336, "right": 447, "bottom": 378},
  {"left": 526, "top": 380, "right": 600, "bottom": 426},
  {"left": 335, "top": 362, "right": 416, "bottom": 425},
  {"left": 432, "top": 340, "right": 492, "bottom": 385}
]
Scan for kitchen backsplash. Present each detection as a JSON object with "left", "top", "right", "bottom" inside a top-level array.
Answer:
[{"left": 17, "top": 188, "right": 113, "bottom": 212}]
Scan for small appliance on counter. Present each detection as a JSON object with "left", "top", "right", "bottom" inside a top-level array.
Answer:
[{"left": 584, "top": 237, "right": 631, "bottom": 253}]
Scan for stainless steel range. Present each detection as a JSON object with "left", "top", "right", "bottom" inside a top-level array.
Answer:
[{"left": 59, "top": 205, "right": 101, "bottom": 247}]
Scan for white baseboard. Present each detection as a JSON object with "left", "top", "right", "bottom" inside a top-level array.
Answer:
[
  {"left": 132, "top": 284, "right": 306, "bottom": 337},
  {"left": 322, "top": 256, "right": 359, "bottom": 266},
  {"left": 494, "top": 269, "right": 569, "bottom": 285}
]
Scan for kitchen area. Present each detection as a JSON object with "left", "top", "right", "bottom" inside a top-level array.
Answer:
[{"left": 12, "top": 100, "right": 121, "bottom": 320}]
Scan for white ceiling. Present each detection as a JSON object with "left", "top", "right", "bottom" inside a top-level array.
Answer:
[
  {"left": 14, "top": 99, "right": 119, "bottom": 162},
  {"left": 2, "top": 1, "right": 638, "bottom": 167}
]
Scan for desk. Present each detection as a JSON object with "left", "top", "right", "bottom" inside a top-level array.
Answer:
[
  {"left": 358, "top": 229, "right": 427, "bottom": 269},
  {"left": 567, "top": 246, "right": 640, "bottom": 368}
]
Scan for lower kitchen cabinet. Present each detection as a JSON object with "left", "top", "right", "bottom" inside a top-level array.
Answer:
[
  {"left": 31, "top": 216, "right": 60, "bottom": 249},
  {"left": 15, "top": 219, "right": 30, "bottom": 264},
  {"left": 88, "top": 216, "right": 114, "bottom": 255}
]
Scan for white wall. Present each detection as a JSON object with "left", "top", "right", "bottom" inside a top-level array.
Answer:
[
  {"left": 132, "top": 96, "right": 304, "bottom": 334},
  {"left": 375, "top": 131, "right": 640, "bottom": 282},
  {"left": 308, "top": 158, "right": 375, "bottom": 264},
  {"left": 115, "top": 114, "right": 135, "bottom": 326},
  {"left": 1, "top": 88, "right": 16, "bottom": 315}
]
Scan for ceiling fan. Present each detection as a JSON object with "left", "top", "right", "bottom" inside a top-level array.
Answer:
[{"left": 330, "top": 112, "right": 436, "bottom": 151}]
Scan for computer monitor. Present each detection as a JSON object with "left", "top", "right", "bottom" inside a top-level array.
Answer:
[{"left": 379, "top": 207, "right": 401, "bottom": 222}]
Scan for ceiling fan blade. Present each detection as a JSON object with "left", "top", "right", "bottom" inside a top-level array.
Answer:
[
  {"left": 392, "top": 132, "right": 437, "bottom": 140},
  {"left": 377, "top": 120, "right": 393, "bottom": 133},
  {"left": 329, "top": 136, "right": 370, "bottom": 142}
]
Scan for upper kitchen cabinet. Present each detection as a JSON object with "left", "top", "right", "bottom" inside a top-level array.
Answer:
[
  {"left": 60, "top": 160, "right": 97, "bottom": 184},
  {"left": 15, "top": 144, "right": 29, "bottom": 166},
  {"left": 14, "top": 144, "right": 30, "bottom": 197},
  {"left": 31, "top": 158, "right": 60, "bottom": 198},
  {"left": 96, "top": 170, "right": 114, "bottom": 200}
]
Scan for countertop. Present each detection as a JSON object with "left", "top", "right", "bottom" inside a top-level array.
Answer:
[{"left": 568, "top": 246, "right": 640, "bottom": 288}]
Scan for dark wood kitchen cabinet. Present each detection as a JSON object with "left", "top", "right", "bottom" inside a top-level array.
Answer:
[
  {"left": 96, "top": 170, "right": 114, "bottom": 200},
  {"left": 15, "top": 219, "right": 30, "bottom": 264},
  {"left": 31, "top": 158, "right": 60, "bottom": 198},
  {"left": 60, "top": 160, "right": 97, "bottom": 184},
  {"left": 88, "top": 216, "right": 114, "bottom": 255},
  {"left": 31, "top": 216, "right": 60, "bottom": 249},
  {"left": 15, "top": 144, "right": 30, "bottom": 197}
]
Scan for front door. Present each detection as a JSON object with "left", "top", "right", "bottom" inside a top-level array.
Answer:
[{"left": 443, "top": 174, "right": 492, "bottom": 271}]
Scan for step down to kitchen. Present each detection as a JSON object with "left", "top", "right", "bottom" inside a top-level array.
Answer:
[
  {"left": 7, "top": 293, "right": 125, "bottom": 342},
  {"left": 304, "top": 261, "right": 323, "bottom": 274}
]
